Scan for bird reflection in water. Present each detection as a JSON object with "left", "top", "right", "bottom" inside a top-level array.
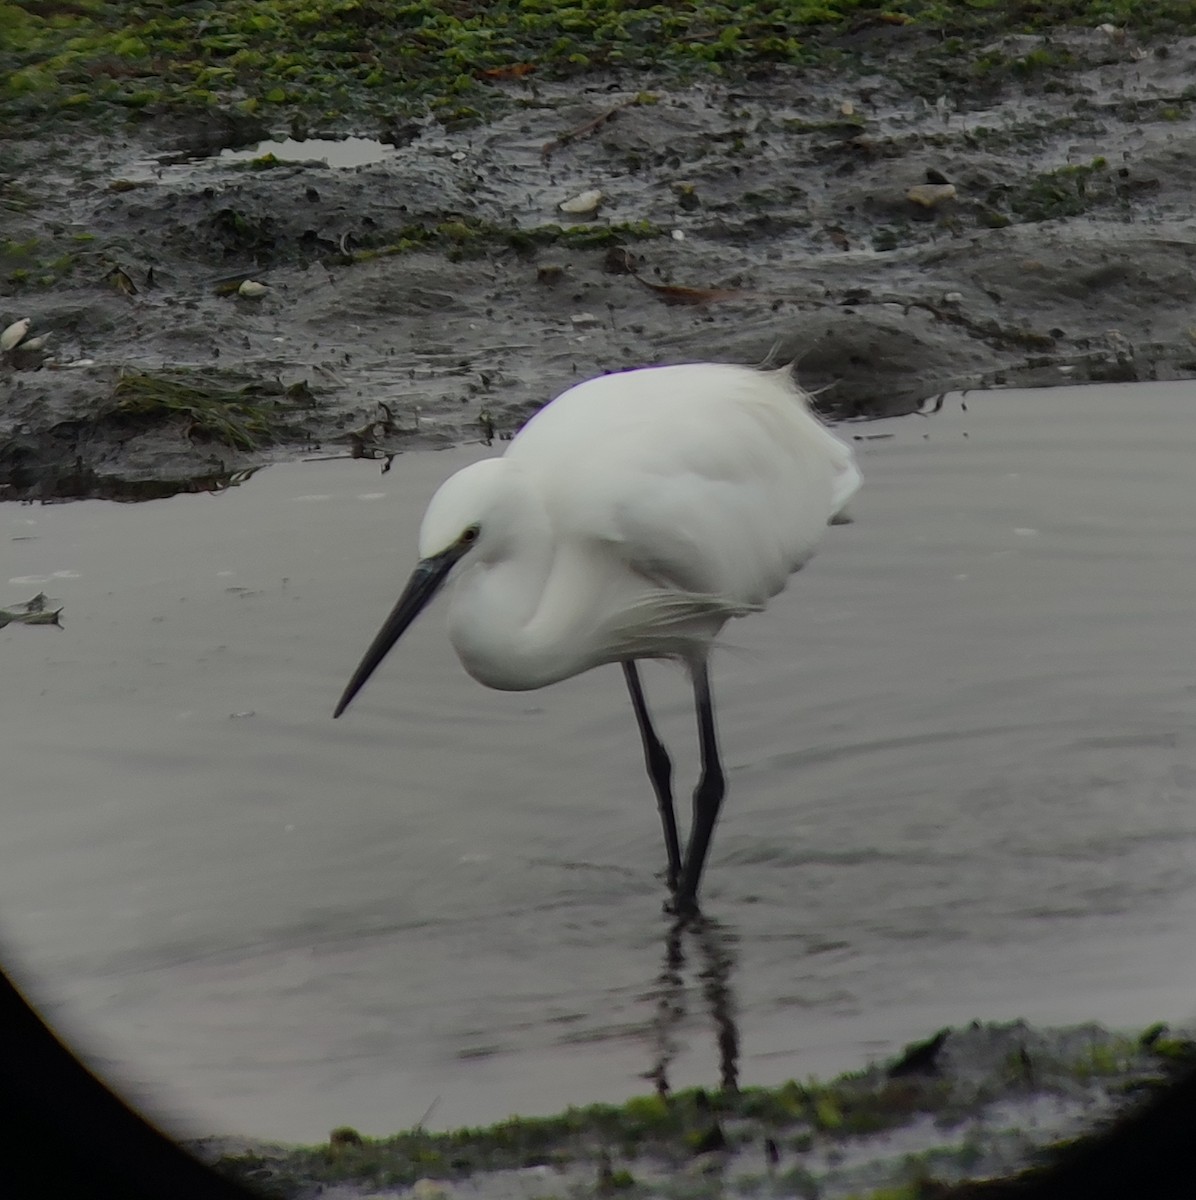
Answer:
[{"left": 645, "top": 914, "right": 740, "bottom": 1097}]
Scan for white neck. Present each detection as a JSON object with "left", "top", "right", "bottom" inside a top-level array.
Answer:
[{"left": 443, "top": 468, "right": 574, "bottom": 690}]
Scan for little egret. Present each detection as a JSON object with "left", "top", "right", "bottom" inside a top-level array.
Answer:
[{"left": 335, "top": 362, "right": 860, "bottom": 912}]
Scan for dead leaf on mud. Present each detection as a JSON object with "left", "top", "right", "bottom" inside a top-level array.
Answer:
[
  {"left": 478, "top": 63, "right": 535, "bottom": 80},
  {"left": 632, "top": 276, "right": 752, "bottom": 307},
  {"left": 600, "top": 245, "right": 752, "bottom": 306},
  {"left": 340, "top": 401, "right": 415, "bottom": 460},
  {"left": 824, "top": 225, "right": 852, "bottom": 251},
  {"left": 103, "top": 265, "right": 138, "bottom": 295},
  {"left": 541, "top": 96, "right": 643, "bottom": 161}
]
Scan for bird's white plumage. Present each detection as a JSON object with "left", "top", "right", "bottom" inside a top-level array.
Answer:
[{"left": 418, "top": 362, "right": 859, "bottom": 692}]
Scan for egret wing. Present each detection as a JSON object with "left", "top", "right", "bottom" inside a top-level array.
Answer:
[{"left": 509, "top": 363, "right": 857, "bottom": 606}]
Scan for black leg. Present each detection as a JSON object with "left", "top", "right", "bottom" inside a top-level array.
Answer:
[
  {"left": 623, "top": 660, "right": 682, "bottom": 889},
  {"left": 675, "top": 659, "right": 725, "bottom": 913}
]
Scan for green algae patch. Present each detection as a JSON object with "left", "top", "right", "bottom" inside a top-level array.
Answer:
[
  {"left": 344, "top": 217, "right": 668, "bottom": 265},
  {"left": 5, "top": 0, "right": 1196, "bottom": 129},
  {"left": 110, "top": 370, "right": 320, "bottom": 452},
  {"left": 1007, "top": 158, "right": 1117, "bottom": 223}
]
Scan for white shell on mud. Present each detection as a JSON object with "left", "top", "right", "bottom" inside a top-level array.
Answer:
[
  {"left": 559, "top": 188, "right": 603, "bottom": 216},
  {"left": 907, "top": 182, "right": 957, "bottom": 209},
  {"left": 238, "top": 279, "right": 269, "bottom": 298},
  {"left": 1, "top": 317, "right": 31, "bottom": 352}
]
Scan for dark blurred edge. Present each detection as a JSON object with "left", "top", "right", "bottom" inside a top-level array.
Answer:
[
  {"left": 3, "top": 959, "right": 1195, "bottom": 1198},
  {"left": 945, "top": 1063, "right": 1196, "bottom": 1200},
  {"left": 0, "top": 965, "right": 258, "bottom": 1199}
]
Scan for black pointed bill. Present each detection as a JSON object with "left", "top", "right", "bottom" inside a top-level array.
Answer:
[{"left": 333, "top": 548, "right": 459, "bottom": 717}]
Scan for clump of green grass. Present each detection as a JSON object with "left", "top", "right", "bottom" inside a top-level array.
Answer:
[{"left": 111, "top": 370, "right": 316, "bottom": 451}]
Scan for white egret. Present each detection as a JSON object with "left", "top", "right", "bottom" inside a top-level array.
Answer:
[{"left": 335, "top": 362, "right": 860, "bottom": 912}]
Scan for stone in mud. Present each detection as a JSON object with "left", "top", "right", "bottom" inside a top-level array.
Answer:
[
  {"left": 907, "top": 181, "right": 958, "bottom": 209},
  {"left": 1, "top": 317, "right": 31, "bottom": 352},
  {"left": 560, "top": 188, "right": 604, "bottom": 216}
]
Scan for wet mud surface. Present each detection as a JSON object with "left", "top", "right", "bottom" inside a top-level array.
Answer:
[
  {"left": 199, "top": 1018, "right": 1196, "bottom": 1200},
  {"left": 4, "top": 28, "right": 1196, "bottom": 499}
]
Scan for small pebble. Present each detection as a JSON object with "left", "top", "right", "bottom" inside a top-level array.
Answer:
[
  {"left": 1, "top": 317, "right": 31, "bottom": 352},
  {"left": 907, "top": 182, "right": 957, "bottom": 209},
  {"left": 559, "top": 188, "right": 602, "bottom": 215}
]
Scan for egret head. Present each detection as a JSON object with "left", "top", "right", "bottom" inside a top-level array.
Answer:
[
  {"left": 417, "top": 457, "right": 509, "bottom": 561},
  {"left": 333, "top": 459, "right": 505, "bottom": 717}
]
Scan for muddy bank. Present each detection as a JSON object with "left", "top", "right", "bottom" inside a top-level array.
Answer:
[
  {"left": 3, "top": 25, "right": 1196, "bottom": 498},
  {"left": 197, "top": 1019, "right": 1196, "bottom": 1200}
]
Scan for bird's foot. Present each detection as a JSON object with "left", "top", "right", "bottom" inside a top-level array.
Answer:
[{"left": 663, "top": 890, "right": 702, "bottom": 924}]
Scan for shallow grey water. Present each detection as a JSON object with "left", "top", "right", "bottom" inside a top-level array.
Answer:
[{"left": 3, "top": 381, "right": 1196, "bottom": 1143}]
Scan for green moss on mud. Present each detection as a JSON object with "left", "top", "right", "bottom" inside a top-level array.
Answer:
[
  {"left": 214, "top": 1078, "right": 949, "bottom": 1194},
  {"left": 207, "top": 1024, "right": 1196, "bottom": 1199},
  {"left": 345, "top": 217, "right": 666, "bottom": 264},
  {"left": 1005, "top": 157, "right": 1117, "bottom": 222},
  {"left": 3, "top": 0, "right": 1194, "bottom": 129},
  {"left": 110, "top": 370, "right": 319, "bottom": 451}
]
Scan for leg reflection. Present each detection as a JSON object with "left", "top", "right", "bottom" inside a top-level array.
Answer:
[
  {"left": 695, "top": 915, "right": 739, "bottom": 1094},
  {"left": 646, "top": 914, "right": 739, "bottom": 1096},
  {"left": 647, "top": 918, "right": 686, "bottom": 1095}
]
